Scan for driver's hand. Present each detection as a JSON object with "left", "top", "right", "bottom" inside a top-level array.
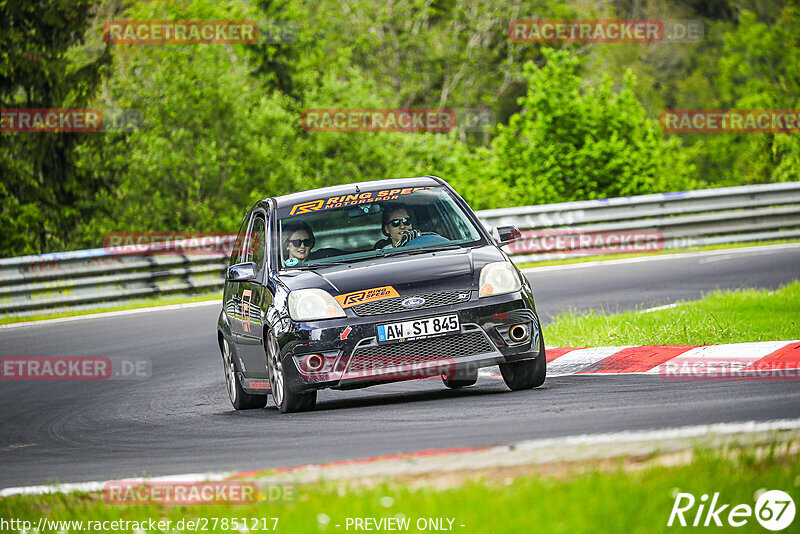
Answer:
[{"left": 397, "top": 229, "right": 421, "bottom": 247}]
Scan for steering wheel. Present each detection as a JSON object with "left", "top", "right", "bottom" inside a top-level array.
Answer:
[{"left": 403, "top": 233, "right": 449, "bottom": 247}]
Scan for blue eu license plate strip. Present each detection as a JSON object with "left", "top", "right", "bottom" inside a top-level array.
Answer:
[{"left": 377, "top": 324, "right": 388, "bottom": 342}]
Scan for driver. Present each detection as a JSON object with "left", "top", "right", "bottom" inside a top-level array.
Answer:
[
  {"left": 282, "top": 221, "right": 315, "bottom": 265},
  {"left": 374, "top": 205, "right": 422, "bottom": 249}
]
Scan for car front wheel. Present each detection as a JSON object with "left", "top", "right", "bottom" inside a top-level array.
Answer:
[
  {"left": 266, "top": 330, "right": 316, "bottom": 413},
  {"left": 499, "top": 333, "right": 546, "bottom": 390}
]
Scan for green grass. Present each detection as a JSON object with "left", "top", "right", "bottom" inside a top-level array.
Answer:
[
  {"left": 0, "top": 291, "right": 220, "bottom": 326},
  {"left": 515, "top": 239, "right": 800, "bottom": 269},
  {"left": 1, "top": 443, "right": 797, "bottom": 533},
  {"left": 544, "top": 281, "right": 800, "bottom": 347}
]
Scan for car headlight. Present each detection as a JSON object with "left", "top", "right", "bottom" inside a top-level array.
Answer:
[
  {"left": 479, "top": 261, "right": 521, "bottom": 297},
  {"left": 288, "top": 289, "right": 346, "bottom": 321}
]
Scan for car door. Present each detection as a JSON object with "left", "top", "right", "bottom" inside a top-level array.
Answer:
[
  {"left": 224, "top": 213, "right": 250, "bottom": 344},
  {"left": 237, "top": 210, "right": 271, "bottom": 378}
]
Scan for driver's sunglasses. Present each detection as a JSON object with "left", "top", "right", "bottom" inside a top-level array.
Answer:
[
  {"left": 389, "top": 217, "right": 411, "bottom": 228},
  {"left": 289, "top": 239, "right": 312, "bottom": 248}
]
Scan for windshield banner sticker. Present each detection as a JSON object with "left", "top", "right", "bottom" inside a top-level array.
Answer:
[
  {"left": 334, "top": 286, "right": 400, "bottom": 308},
  {"left": 289, "top": 187, "right": 434, "bottom": 215}
]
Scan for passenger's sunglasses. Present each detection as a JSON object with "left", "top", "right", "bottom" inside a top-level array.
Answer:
[
  {"left": 288, "top": 239, "right": 312, "bottom": 248},
  {"left": 388, "top": 217, "right": 411, "bottom": 228}
]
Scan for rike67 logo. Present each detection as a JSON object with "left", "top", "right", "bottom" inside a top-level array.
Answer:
[{"left": 668, "top": 490, "right": 795, "bottom": 530}]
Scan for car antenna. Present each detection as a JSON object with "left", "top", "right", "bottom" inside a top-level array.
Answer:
[{"left": 355, "top": 185, "right": 360, "bottom": 193}]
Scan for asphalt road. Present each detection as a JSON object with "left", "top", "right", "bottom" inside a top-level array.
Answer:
[
  {"left": 1, "top": 245, "right": 798, "bottom": 488},
  {"left": 528, "top": 244, "right": 800, "bottom": 321}
]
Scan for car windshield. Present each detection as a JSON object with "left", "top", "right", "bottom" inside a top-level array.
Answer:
[{"left": 277, "top": 186, "right": 486, "bottom": 269}]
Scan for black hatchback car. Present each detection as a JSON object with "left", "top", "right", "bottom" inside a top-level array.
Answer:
[{"left": 217, "top": 176, "right": 545, "bottom": 412}]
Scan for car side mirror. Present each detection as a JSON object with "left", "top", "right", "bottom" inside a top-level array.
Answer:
[
  {"left": 227, "top": 262, "right": 257, "bottom": 281},
  {"left": 492, "top": 226, "right": 523, "bottom": 246}
]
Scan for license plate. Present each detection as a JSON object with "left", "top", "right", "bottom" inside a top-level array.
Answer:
[{"left": 376, "top": 314, "right": 460, "bottom": 343}]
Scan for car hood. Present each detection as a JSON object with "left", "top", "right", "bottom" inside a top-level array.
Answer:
[{"left": 277, "top": 245, "right": 507, "bottom": 296}]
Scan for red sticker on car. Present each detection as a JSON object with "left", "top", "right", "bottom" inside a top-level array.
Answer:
[{"left": 340, "top": 326, "right": 352, "bottom": 340}]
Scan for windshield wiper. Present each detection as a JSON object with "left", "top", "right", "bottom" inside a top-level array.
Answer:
[
  {"left": 381, "top": 245, "right": 461, "bottom": 258},
  {"left": 291, "top": 260, "right": 350, "bottom": 270}
]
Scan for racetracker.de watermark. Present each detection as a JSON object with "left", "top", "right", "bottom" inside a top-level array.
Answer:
[
  {"left": 661, "top": 110, "right": 800, "bottom": 133},
  {"left": 100, "top": 109, "right": 144, "bottom": 132},
  {"left": 1, "top": 109, "right": 102, "bottom": 132},
  {"left": 456, "top": 107, "right": 497, "bottom": 132},
  {"left": 300, "top": 109, "right": 456, "bottom": 133},
  {"left": 103, "top": 20, "right": 298, "bottom": 44},
  {"left": 507, "top": 229, "right": 663, "bottom": 255},
  {"left": 509, "top": 19, "right": 703, "bottom": 43},
  {"left": 1, "top": 357, "right": 151, "bottom": 381},
  {"left": 660, "top": 359, "right": 800, "bottom": 381},
  {"left": 103, "top": 232, "right": 243, "bottom": 255},
  {"left": 344, "top": 356, "right": 460, "bottom": 381},
  {"left": 1, "top": 108, "right": 142, "bottom": 133},
  {"left": 103, "top": 481, "right": 294, "bottom": 505},
  {"left": 104, "top": 20, "right": 257, "bottom": 44}
]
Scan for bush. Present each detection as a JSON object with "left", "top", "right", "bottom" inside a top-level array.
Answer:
[{"left": 483, "top": 48, "right": 696, "bottom": 207}]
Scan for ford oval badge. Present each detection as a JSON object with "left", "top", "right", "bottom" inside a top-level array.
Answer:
[{"left": 401, "top": 297, "right": 425, "bottom": 308}]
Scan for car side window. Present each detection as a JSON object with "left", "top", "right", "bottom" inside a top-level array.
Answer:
[
  {"left": 229, "top": 215, "right": 250, "bottom": 267},
  {"left": 248, "top": 214, "right": 267, "bottom": 270},
  {"left": 438, "top": 199, "right": 471, "bottom": 241}
]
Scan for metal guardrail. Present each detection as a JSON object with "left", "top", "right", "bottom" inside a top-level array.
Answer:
[
  {"left": 0, "top": 247, "right": 227, "bottom": 316},
  {"left": 1, "top": 182, "right": 799, "bottom": 316},
  {"left": 478, "top": 181, "right": 800, "bottom": 263}
]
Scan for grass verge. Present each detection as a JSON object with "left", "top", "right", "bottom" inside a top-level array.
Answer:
[
  {"left": 515, "top": 239, "right": 800, "bottom": 269},
  {"left": 0, "top": 292, "right": 220, "bottom": 326},
  {"left": 544, "top": 281, "right": 800, "bottom": 347},
  {"left": 1, "top": 442, "right": 797, "bottom": 533}
]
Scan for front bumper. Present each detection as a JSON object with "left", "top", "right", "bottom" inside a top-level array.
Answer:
[{"left": 276, "top": 291, "right": 542, "bottom": 392}]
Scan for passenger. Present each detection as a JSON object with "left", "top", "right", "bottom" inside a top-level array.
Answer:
[
  {"left": 282, "top": 221, "right": 315, "bottom": 265},
  {"left": 374, "top": 205, "right": 421, "bottom": 249}
]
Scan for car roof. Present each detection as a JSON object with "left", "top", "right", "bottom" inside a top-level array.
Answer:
[{"left": 270, "top": 176, "right": 444, "bottom": 208}]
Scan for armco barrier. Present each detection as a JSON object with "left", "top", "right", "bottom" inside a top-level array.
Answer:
[
  {"left": 0, "top": 246, "right": 227, "bottom": 316},
  {"left": 478, "top": 181, "right": 800, "bottom": 262},
  {"left": 1, "top": 182, "right": 799, "bottom": 316}
]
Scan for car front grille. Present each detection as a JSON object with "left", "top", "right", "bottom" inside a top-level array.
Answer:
[
  {"left": 344, "top": 329, "right": 496, "bottom": 378},
  {"left": 351, "top": 290, "right": 472, "bottom": 316}
]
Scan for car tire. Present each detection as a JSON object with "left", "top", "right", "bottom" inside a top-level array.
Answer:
[
  {"left": 266, "top": 330, "right": 316, "bottom": 413},
  {"left": 499, "top": 332, "right": 546, "bottom": 391},
  {"left": 221, "top": 336, "right": 268, "bottom": 410},
  {"left": 442, "top": 367, "right": 478, "bottom": 389}
]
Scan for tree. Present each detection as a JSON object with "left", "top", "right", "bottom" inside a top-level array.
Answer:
[
  {"left": 294, "top": 0, "right": 581, "bottom": 144},
  {"left": 74, "top": 0, "right": 301, "bottom": 238},
  {"left": 704, "top": 7, "right": 800, "bottom": 184},
  {"left": 0, "top": 0, "right": 111, "bottom": 255},
  {"left": 480, "top": 48, "right": 695, "bottom": 208}
]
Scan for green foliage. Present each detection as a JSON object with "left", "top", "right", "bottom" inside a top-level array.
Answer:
[
  {"left": 300, "top": 0, "right": 578, "bottom": 127},
  {"left": 74, "top": 0, "right": 476, "bottom": 239},
  {"left": 594, "top": 1, "right": 799, "bottom": 187},
  {"left": 705, "top": 7, "right": 800, "bottom": 185},
  {"left": 77, "top": 21, "right": 301, "bottom": 235},
  {"left": 2, "top": 0, "right": 800, "bottom": 257},
  {"left": 0, "top": 0, "right": 111, "bottom": 255},
  {"left": 473, "top": 48, "right": 696, "bottom": 208}
]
